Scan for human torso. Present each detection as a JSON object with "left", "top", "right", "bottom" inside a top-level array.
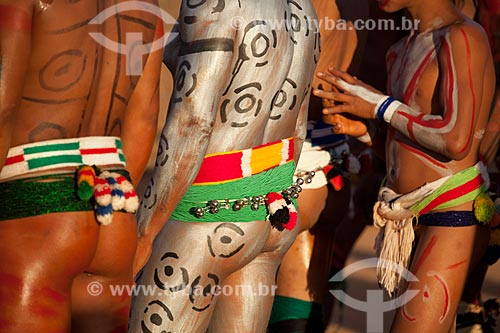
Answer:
[
  {"left": 12, "top": 0, "right": 157, "bottom": 145},
  {"left": 172, "top": 0, "right": 319, "bottom": 154},
  {"left": 385, "top": 22, "right": 491, "bottom": 194}
]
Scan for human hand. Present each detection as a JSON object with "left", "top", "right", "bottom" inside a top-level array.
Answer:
[{"left": 313, "top": 68, "right": 385, "bottom": 120}]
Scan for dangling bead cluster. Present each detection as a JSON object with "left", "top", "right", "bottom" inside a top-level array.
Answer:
[
  {"left": 295, "top": 171, "right": 315, "bottom": 185},
  {"left": 191, "top": 177, "right": 305, "bottom": 219}
]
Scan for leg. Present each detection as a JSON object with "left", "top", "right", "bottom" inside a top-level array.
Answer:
[
  {"left": 392, "top": 224, "right": 487, "bottom": 333},
  {"left": 72, "top": 213, "right": 138, "bottom": 333},
  {"left": 268, "top": 183, "right": 351, "bottom": 333},
  {"left": 129, "top": 219, "right": 275, "bottom": 333},
  {"left": 0, "top": 212, "right": 98, "bottom": 332},
  {"left": 210, "top": 220, "right": 299, "bottom": 333}
]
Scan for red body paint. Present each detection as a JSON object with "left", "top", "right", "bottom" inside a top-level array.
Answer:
[
  {"left": 39, "top": 287, "right": 66, "bottom": 303},
  {"left": 0, "top": 6, "right": 32, "bottom": 32},
  {"left": 431, "top": 274, "right": 450, "bottom": 322},
  {"left": 396, "top": 139, "right": 447, "bottom": 169},
  {"left": 413, "top": 236, "right": 437, "bottom": 274},
  {"left": 457, "top": 28, "right": 476, "bottom": 154},
  {"left": 446, "top": 260, "right": 466, "bottom": 270},
  {"left": 402, "top": 303, "right": 417, "bottom": 322}
]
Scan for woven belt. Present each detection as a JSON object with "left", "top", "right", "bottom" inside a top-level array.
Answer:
[
  {"left": 0, "top": 137, "right": 126, "bottom": 181},
  {"left": 193, "top": 137, "right": 294, "bottom": 185}
]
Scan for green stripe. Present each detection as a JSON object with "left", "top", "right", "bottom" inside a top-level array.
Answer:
[
  {"left": 410, "top": 164, "right": 482, "bottom": 215},
  {"left": 24, "top": 142, "right": 80, "bottom": 155},
  {"left": 171, "top": 162, "right": 296, "bottom": 222},
  {"left": 27, "top": 155, "right": 83, "bottom": 169},
  {"left": 119, "top": 153, "right": 126, "bottom": 163},
  {"left": 115, "top": 139, "right": 123, "bottom": 149},
  {"left": 430, "top": 185, "right": 487, "bottom": 212},
  {"left": 269, "top": 296, "right": 314, "bottom": 324}
]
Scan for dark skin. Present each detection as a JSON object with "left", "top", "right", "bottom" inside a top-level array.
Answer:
[{"left": 0, "top": 1, "right": 162, "bottom": 332}]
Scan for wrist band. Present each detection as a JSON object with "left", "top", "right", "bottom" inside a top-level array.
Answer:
[{"left": 375, "top": 96, "right": 401, "bottom": 123}]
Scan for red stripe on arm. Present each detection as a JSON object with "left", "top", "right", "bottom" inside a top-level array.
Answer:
[
  {"left": 0, "top": 6, "right": 32, "bottom": 32},
  {"left": 457, "top": 28, "right": 476, "bottom": 154}
]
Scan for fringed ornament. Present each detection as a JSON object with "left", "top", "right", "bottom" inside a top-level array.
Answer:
[
  {"left": 95, "top": 204, "right": 113, "bottom": 225},
  {"left": 284, "top": 202, "right": 298, "bottom": 230},
  {"left": 76, "top": 165, "right": 96, "bottom": 201},
  {"left": 111, "top": 173, "right": 139, "bottom": 213},
  {"left": 93, "top": 175, "right": 112, "bottom": 206},
  {"left": 102, "top": 172, "right": 126, "bottom": 211},
  {"left": 266, "top": 192, "right": 290, "bottom": 231},
  {"left": 373, "top": 201, "right": 415, "bottom": 297},
  {"left": 474, "top": 192, "right": 495, "bottom": 224}
]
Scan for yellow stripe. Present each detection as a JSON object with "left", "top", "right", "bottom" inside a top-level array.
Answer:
[{"left": 250, "top": 141, "right": 284, "bottom": 174}]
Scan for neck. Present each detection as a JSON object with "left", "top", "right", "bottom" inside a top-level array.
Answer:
[{"left": 407, "top": 0, "right": 463, "bottom": 33}]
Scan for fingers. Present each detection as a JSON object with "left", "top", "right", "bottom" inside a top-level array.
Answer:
[
  {"left": 322, "top": 104, "right": 355, "bottom": 115},
  {"left": 313, "top": 88, "right": 354, "bottom": 104},
  {"left": 328, "top": 67, "right": 358, "bottom": 85},
  {"left": 323, "top": 114, "right": 368, "bottom": 137}
]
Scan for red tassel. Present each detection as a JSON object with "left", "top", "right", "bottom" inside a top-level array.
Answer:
[{"left": 266, "top": 192, "right": 290, "bottom": 231}]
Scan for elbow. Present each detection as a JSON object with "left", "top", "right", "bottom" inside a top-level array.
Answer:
[{"left": 444, "top": 137, "right": 470, "bottom": 161}]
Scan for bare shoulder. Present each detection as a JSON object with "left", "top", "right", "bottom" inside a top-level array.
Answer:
[{"left": 447, "top": 18, "right": 491, "bottom": 54}]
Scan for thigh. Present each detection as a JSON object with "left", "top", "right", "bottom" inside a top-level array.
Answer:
[
  {"left": 210, "top": 222, "right": 299, "bottom": 333},
  {"left": 0, "top": 212, "right": 99, "bottom": 332},
  {"left": 392, "top": 224, "right": 478, "bottom": 333},
  {"left": 129, "top": 219, "right": 272, "bottom": 333}
]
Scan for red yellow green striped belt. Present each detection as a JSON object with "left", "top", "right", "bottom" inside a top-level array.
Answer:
[{"left": 193, "top": 137, "right": 295, "bottom": 185}]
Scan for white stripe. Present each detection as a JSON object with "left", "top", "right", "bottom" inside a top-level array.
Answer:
[
  {"left": 24, "top": 150, "right": 81, "bottom": 160},
  {"left": 241, "top": 149, "right": 252, "bottom": 177},
  {"left": 280, "top": 139, "right": 289, "bottom": 165},
  {"left": 79, "top": 137, "right": 120, "bottom": 149},
  {"left": 82, "top": 153, "right": 125, "bottom": 166}
]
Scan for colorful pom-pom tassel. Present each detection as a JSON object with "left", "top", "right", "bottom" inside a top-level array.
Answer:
[
  {"left": 95, "top": 204, "right": 113, "bottom": 226},
  {"left": 266, "top": 192, "right": 290, "bottom": 231},
  {"left": 101, "top": 172, "right": 126, "bottom": 211},
  {"left": 76, "top": 165, "right": 96, "bottom": 201},
  {"left": 112, "top": 173, "right": 139, "bottom": 213},
  {"left": 93, "top": 175, "right": 112, "bottom": 206},
  {"left": 284, "top": 203, "right": 298, "bottom": 230},
  {"left": 474, "top": 192, "right": 495, "bottom": 224}
]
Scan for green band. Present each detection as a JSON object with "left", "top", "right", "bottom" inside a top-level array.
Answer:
[
  {"left": 171, "top": 162, "right": 296, "bottom": 222},
  {"left": 0, "top": 169, "right": 133, "bottom": 221},
  {"left": 410, "top": 163, "right": 487, "bottom": 215},
  {"left": 0, "top": 175, "right": 93, "bottom": 221}
]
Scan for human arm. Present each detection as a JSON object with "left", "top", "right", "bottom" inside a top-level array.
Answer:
[
  {"left": 121, "top": 19, "right": 164, "bottom": 185},
  {"left": 0, "top": 1, "right": 33, "bottom": 168},
  {"left": 133, "top": 13, "right": 235, "bottom": 273},
  {"left": 313, "top": 25, "right": 493, "bottom": 161}
]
